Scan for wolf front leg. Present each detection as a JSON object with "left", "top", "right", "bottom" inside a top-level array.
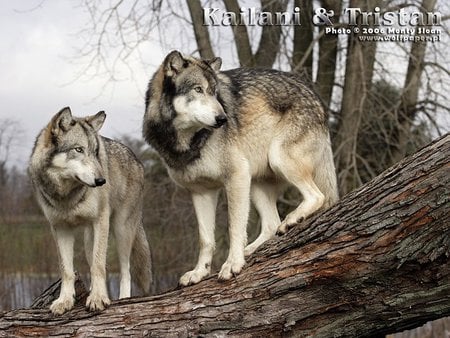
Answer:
[
  {"left": 50, "top": 226, "right": 76, "bottom": 315},
  {"left": 179, "top": 189, "right": 219, "bottom": 286},
  {"left": 219, "top": 159, "right": 251, "bottom": 280},
  {"left": 86, "top": 209, "right": 111, "bottom": 311}
]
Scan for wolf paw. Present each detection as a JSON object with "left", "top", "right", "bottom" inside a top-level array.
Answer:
[
  {"left": 276, "top": 222, "right": 291, "bottom": 235},
  {"left": 50, "top": 296, "right": 75, "bottom": 315},
  {"left": 218, "top": 258, "right": 245, "bottom": 281},
  {"left": 86, "top": 292, "right": 111, "bottom": 312},
  {"left": 244, "top": 243, "right": 258, "bottom": 257},
  {"left": 277, "top": 214, "right": 305, "bottom": 235},
  {"left": 179, "top": 268, "right": 209, "bottom": 286}
]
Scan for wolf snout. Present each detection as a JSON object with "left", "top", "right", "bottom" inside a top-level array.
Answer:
[
  {"left": 214, "top": 114, "right": 227, "bottom": 128},
  {"left": 94, "top": 178, "right": 106, "bottom": 187}
]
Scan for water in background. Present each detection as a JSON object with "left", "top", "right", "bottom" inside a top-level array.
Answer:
[
  {"left": 0, "top": 272, "right": 120, "bottom": 311},
  {"left": 0, "top": 272, "right": 176, "bottom": 311}
]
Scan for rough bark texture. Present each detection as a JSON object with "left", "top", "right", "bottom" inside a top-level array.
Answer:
[
  {"left": 224, "top": 0, "right": 254, "bottom": 67},
  {"left": 254, "top": 0, "right": 286, "bottom": 67},
  {"left": 187, "top": 0, "right": 215, "bottom": 59},
  {"left": 335, "top": 0, "right": 381, "bottom": 195},
  {"left": 293, "top": 0, "right": 314, "bottom": 81},
  {"left": 0, "top": 134, "right": 449, "bottom": 337},
  {"left": 315, "top": 0, "right": 342, "bottom": 107},
  {"left": 392, "top": 0, "right": 437, "bottom": 164}
]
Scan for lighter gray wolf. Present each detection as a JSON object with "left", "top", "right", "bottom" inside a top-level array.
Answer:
[
  {"left": 29, "top": 107, "right": 152, "bottom": 315},
  {"left": 143, "top": 51, "right": 338, "bottom": 286}
]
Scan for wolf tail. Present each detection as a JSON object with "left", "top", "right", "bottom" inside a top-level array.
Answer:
[
  {"left": 131, "top": 221, "right": 152, "bottom": 295},
  {"left": 313, "top": 133, "right": 339, "bottom": 209}
]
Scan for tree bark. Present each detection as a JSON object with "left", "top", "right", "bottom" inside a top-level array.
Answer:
[
  {"left": 254, "top": 0, "right": 287, "bottom": 67},
  {"left": 392, "top": 0, "right": 437, "bottom": 164},
  {"left": 1, "top": 134, "right": 449, "bottom": 337},
  {"left": 315, "top": 0, "right": 342, "bottom": 107},
  {"left": 292, "top": 0, "right": 314, "bottom": 81},
  {"left": 187, "top": 0, "right": 215, "bottom": 59},
  {"left": 224, "top": 0, "right": 254, "bottom": 67},
  {"left": 334, "top": 0, "right": 381, "bottom": 195}
]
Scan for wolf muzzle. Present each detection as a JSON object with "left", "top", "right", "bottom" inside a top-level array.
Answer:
[
  {"left": 214, "top": 115, "right": 227, "bottom": 128},
  {"left": 95, "top": 178, "right": 106, "bottom": 187}
]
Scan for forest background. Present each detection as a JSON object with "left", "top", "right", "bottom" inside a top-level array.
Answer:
[{"left": 0, "top": 1, "right": 448, "bottom": 335}]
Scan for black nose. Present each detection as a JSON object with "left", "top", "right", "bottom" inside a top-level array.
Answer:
[
  {"left": 95, "top": 178, "right": 106, "bottom": 187},
  {"left": 214, "top": 115, "right": 227, "bottom": 128}
]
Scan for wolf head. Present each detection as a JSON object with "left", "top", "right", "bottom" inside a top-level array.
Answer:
[
  {"left": 159, "top": 50, "right": 227, "bottom": 130},
  {"left": 47, "top": 107, "right": 107, "bottom": 188}
]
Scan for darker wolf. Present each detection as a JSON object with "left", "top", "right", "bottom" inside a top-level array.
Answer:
[
  {"left": 143, "top": 51, "right": 338, "bottom": 286},
  {"left": 29, "top": 107, "right": 152, "bottom": 314}
]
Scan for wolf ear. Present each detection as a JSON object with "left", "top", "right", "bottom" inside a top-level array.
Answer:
[
  {"left": 163, "top": 50, "right": 186, "bottom": 77},
  {"left": 207, "top": 57, "right": 222, "bottom": 72},
  {"left": 86, "top": 111, "right": 106, "bottom": 132},
  {"left": 52, "top": 107, "right": 73, "bottom": 133}
]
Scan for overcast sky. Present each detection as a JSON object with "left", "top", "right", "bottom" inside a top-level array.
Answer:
[{"left": 0, "top": 1, "right": 166, "bottom": 168}]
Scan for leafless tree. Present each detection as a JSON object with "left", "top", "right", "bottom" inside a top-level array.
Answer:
[
  {"left": 0, "top": 119, "right": 31, "bottom": 223},
  {"left": 0, "top": 119, "right": 23, "bottom": 186},
  {"left": 75, "top": 0, "right": 449, "bottom": 194}
]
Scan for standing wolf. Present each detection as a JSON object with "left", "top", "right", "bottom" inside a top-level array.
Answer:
[
  {"left": 143, "top": 51, "right": 338, "bottom": 286},
  {"left": 29, "top": 107, "right": 152, "bottom": 314}
]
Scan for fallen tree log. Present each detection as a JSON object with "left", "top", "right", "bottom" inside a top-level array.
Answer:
[{"left": 0, "top": 134, "right": 449, "bottom": 337}]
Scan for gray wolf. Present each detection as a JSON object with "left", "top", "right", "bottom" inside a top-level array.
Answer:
[
  {"left": 29, "top": 107, "right": 152, "bottom": 314},
  {"left": 143, "top": 51, "right": 338, "bottom": 286}
]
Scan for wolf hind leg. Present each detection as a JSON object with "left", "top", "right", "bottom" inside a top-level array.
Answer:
[
  {"left": 112, "top": 210, "right": 138, "bottom": 299},
  {"left": 269, "top": 140, "right": 325, "bottom": 235},
  {"left": 245, "top": 182, "right": 282, "bottom": 256},
  {"left": 179, "top": 188, "right": 219, "bottom": 286},
  {"left": 130, "top": 220, "right": 152, "bottom": 295}
]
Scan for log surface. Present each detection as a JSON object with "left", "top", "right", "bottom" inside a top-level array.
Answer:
[{"left": 1, "top": 134, "right": 449, "bottom": 337}]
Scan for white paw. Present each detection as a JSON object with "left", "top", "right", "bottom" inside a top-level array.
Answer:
[
  {"left": 179, "top": 267, "right": 209, "bottom": 286},
  {"left": 276, "top": 221, "right": 289, "bottom": 235},
  {"left": 244, "top": 243, "right": 258, "bottom": 257},
  {"left": 50, "top": 296, "right": 75, "bottom": 315},
  {"left": 86, "top": 292, "right": 111, "bottom": 312},
  {"left": 277, "top": 213, "right": 304, "bottom": 235},
  {"left": 218, "top": 258, "right": 245, "bottom": 281}
]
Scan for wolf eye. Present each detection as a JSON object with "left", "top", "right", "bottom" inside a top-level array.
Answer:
[
  {"left": 194, "top": 86, "right": 203, "bottom": 94},
  {"left": 74, "top": 147, "right": 84, "bottom": 153}
]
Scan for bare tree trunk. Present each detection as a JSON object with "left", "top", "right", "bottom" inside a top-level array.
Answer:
[
  {"left": 1, "top": 134, "right": 449, "bottom": 337},
  {"left": 187, "top": 0, "right": 215, "bottom": 59},
  {"left": 292, "top": 0, "right": 314, "bottom": 81},
  {"left": 392, "top": 0, "right": 437, "bottom": 163},
  {"left": 334, "top": 0, "right": 380, "bottom": 195},
  {"left": 315, "top": 0, "right": 342, "bottom": 107},
  {"left": 224, "top": 0, "right": 254, "bottom": 67},
  {"left": 254, "top": 0, "right": 287, "bottom": 67},
  {"left": 189, "top": 0, "right": 286, "bottom": 68}
]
